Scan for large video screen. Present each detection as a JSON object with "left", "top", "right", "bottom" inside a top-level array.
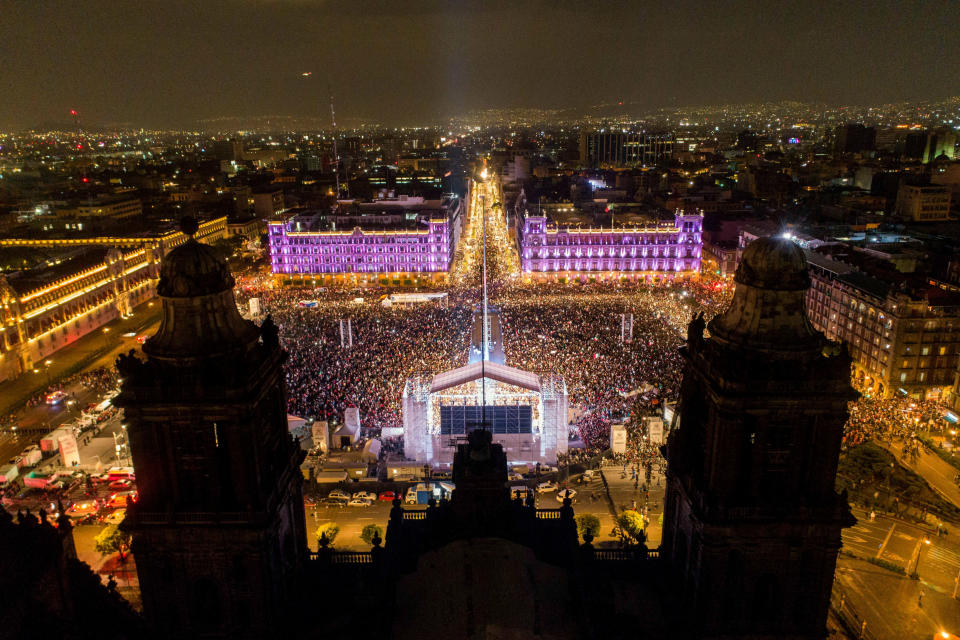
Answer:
[{"left": 439, "top": 405, "right": 532, "bottom": 435}]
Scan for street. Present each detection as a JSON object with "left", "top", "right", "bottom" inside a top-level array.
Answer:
[{"left": 0, "top": 299, "right": 161, "bottom": 463}]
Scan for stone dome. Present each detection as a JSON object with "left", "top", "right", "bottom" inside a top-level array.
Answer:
[
  {"left": 735, "top": 236, "right": 809, "bottom": 291},
  {"left": 156, "top": 238, "right": 234, "bottom": 298}
]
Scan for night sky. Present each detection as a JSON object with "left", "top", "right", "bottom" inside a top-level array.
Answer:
[{"left": 1, "top": 0, "right": 958, "bottom": 129}]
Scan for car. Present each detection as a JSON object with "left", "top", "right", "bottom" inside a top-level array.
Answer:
[
  {"left": 582, "top": 470, "right": 598, "bottom": 482},
  {"left": 348, "top": 497, "right": 372, "bottom": 507},
  {"left": 378, "top": 491, "right": 397, "bottom": 502},
  {"left": 46, "top": 391, "right": 68, "bottom": 405},
  {"left": 109, "top": 479, "right": 134, "bottom": 491},
  {"left": 104, "top": 508, "right": 126, "bottom": 525},
  {"left": 66, "top": 501, "right": 98, "bottom": 519},
  {"left": 106, "top": 491, "right": 137, "bottom": 509},
  {"left": 556, "top": 488, "right": 577, "bottom": 502},
  {"left": 90, "top": 474, "right": 112, "bottom": 485},
  {"left": 327, "top": 489, "right": 350, "bottom": 501},
  {"left": 352, "top": 491, "right": 376, "bottom": 501},
  {"left": 319, "top": 497, "right": 347, "bottom": 507},
  {"left": 508, "top": 472, "right": 524, "bottom": 482},
  {"left": 536, "top": 481, "right": 557, "bottom": 493}
]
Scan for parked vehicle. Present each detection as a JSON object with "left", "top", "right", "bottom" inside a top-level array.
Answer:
[
  {"left": 510, "top": 485, "right": 532, "bottom": 501},
  {"left": 107, "top": 491, "right": 137, "bottom": 509},
  {"left": 347, "top": 497, "right": 372, "bottom": 507},
  {"left": 405, "top": 483, "right": 441, "bottom": 505},
  {"left": 327, "top": 489, "right": 350, "bottom": 500},
  {"left": 352, "top": 491, "right": 376, "bottom": 501},
  {"left": 106, "top": 467, "right": 135, "bottom": 481},
  {"left": 19, "top": 446, "right": 42, "bottom": 468},
  {"left": 378, "top": 491, "right": 397, "bottom": 502},
  {"left": 0, "top": 463, "right": 19, "bottom": 485},
  {"left": 23, "top": 471, "right": 57, "bottom": 490},
  {"left": 40, "top": 427, "right": 73, "bottom": 453},
  {"left": 66, "top": 501, "right": 99, "bottom": 519},
  {"left": 319, "top": 497, "right": 347, "bottom": 507},
  {"left": 108, "top": 479, "right": 134, "bottom": 491},
  {"left": 556, "top": 488, "right": 577, "bottom": 503},
  {"left": 536, "top": 481, "right": 557, "bottom": 493}
]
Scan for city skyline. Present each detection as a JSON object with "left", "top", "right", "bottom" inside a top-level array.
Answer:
[{"left": 2, "top": 0, "right": 959, "bottom": 130}]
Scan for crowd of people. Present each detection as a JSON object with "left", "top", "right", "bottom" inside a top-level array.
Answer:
[
  {"left": 844, "top": 395, "right": 949, "bottom": 449},
  {"left": 233, "top": 275, "right": 734, "bottom": 467},
  {"left": 238, "top": 258, "right": 959, "bottom": 475},
  {"left": 235, "top": 286, "right": 472, "bottom": 434}
]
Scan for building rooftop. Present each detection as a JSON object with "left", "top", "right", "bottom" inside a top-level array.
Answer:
[{"left": 4, "top": 247, "right": 109, "bottom": 295}]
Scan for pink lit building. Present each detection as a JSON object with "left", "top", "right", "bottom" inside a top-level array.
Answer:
[
  {"left": 519, "top": 211, "right": 703, "bottom": 280},
  {"left": 268, "top": 196, "right": 463, "bottom": 284}
]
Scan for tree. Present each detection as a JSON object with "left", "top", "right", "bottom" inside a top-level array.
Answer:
[
  {"left": 95, "top": 524, "right": 131, "bottom": 560},
  {"left": 575, "top": 513, "right": 601, "bottom": 541},
  {"left": 615, "top": 510, "right": 646, "bottom": 545},
  {"left": 360, "top": 523, "right": 383, "bottom": 546},
  {"left": 315, "top": 522, "right": 339, "bottom": 546}
]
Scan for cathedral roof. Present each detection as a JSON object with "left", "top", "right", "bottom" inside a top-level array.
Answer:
[
  {"left": 736, "top": 235, "right": 809, "bottom": 290},
  {"left": 143, "top": 217, "right": 259, "bottom": 360},
  {"left": 708, "top": 236, "right": 822, "bottom": 354},
  {"left": 156, "top": 221, "right": 233, "bottom": 298}
]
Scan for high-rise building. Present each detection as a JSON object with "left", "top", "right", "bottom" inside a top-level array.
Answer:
[
  {"left": 116, "top": 220, "right": 307, "bottom": 638},
  {"left": 895, "top": 184, "right": 951, "bottom": 222},
  {"left": 834, "top": 123, "right": 876, "bottom": 154},
  {"left": 904, "top": 129, "right": 958, "bottom": 163},
  {"left": 663, "top": 237, "right": 855, "bottom": 637},
  {"left": 805, "top": 250, "right": 960, "bottom": 401},
  {"left": 213, "top": 139, "right": 243, "bottom": 162},
  {"left": 579, "top": 131, "right": 674, "bottom": 167}
]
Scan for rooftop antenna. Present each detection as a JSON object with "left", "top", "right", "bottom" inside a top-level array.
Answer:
[{"left": 328, "top": 83, "right": 343, "bottom": 204}]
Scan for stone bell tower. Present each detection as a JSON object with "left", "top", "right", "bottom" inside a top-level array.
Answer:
[
  {"left": 115, "top": 219, "right": 307, "bottom": 638},
  {"left": 663, "top": 237, "right": 856, "bottom": 639}
]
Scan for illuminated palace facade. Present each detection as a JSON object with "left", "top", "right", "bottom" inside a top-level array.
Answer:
[
  {"left": 268, "top": 196, "right": 464, "bottom": 285},
  {"left": 0, "top": 217, "right": 226, "bottom": 382},
  {"left": 518, "top": 211, "right": 703, "bottom": 281}
]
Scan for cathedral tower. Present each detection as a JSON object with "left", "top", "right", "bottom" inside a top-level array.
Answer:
[
  {"left": 116, "top": 220, "right": 307, "bottom": 638},
  {"left": 663, "top": 237, "right": 855, "bottom": 638}
]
